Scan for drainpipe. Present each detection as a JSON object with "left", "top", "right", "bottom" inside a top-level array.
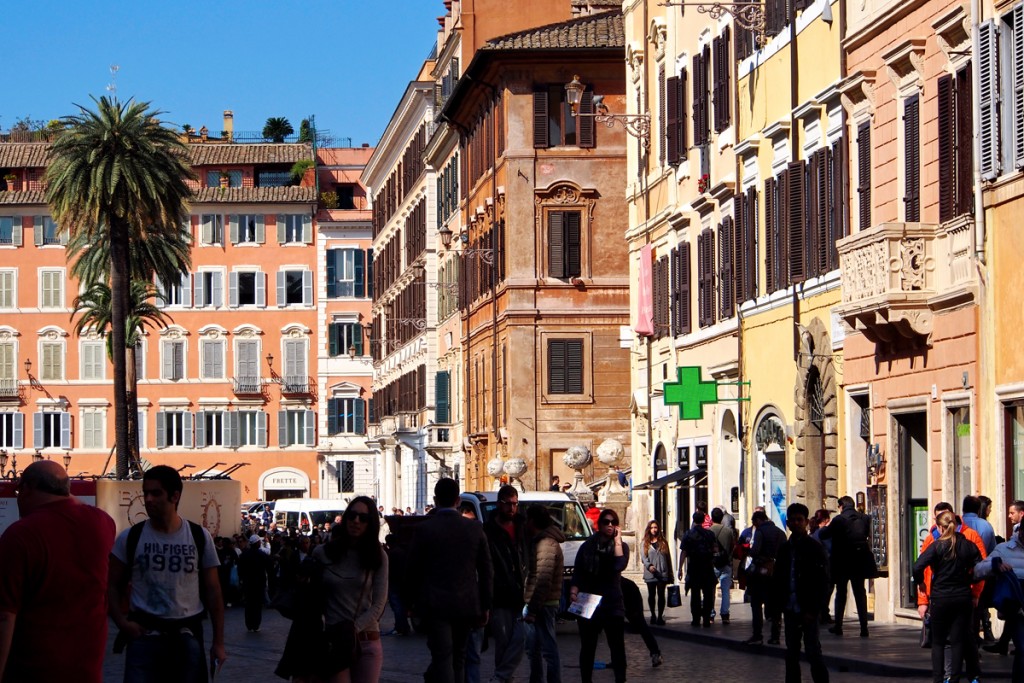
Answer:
[{"left": 971, "top": 0, "right": 986, "bottom": 264}]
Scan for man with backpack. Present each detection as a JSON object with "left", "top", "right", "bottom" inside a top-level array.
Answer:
[
  {"left": 109, "top": 466, "right": 226, "bottom": 681},
  {"left": 710, "top": 508, "right": 736, "bottom": 624},
  {"left": 819, "top": 495, "right": 873, "bottom": 637},
  {"left": 679, "top": 512, "right": 718, "bottom": 627}
]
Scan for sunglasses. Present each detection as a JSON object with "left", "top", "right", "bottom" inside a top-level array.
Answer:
[
  {"left": 347, "top": 512, "right": 372, "bottom": 523},
  {"left": 599, "top": 518, "right": 617, "bottom": 526}
]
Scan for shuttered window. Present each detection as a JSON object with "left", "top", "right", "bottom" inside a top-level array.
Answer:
[
  {"left": 548, "top": 339, "right": 584, "bottom": 395},
  {"left": 659, "top": 64, "right": 667, "bottom": 166},
  {"left": 718, "top": 217, "right": 736, "bottom": 319},
  {"left": 978, "top": 21, "right": 1000, "bottom": 180},
  {"left": 806, "top": 148, "right": 828, "bottom": 278},
  {"left": 713, "top": 28, "right": 731, "bottom": 132},
  {"left": 738, "top": 187, "right": 759, "bottom": 301},
  {"left": 653, "top": 256, "right": 670, "bottom": 339},
  {"left": 857, "top": 122, "right": 872, "bottom": 231},
  {"left": 666, "top": 72, "right": 687, "bottom": 165},
  {"left": 903, "top": 94, "right": 921, "bottom": 222},
  {"left": 827, "top": 137, "right": 847, "bottom": 272},
  {"left": 786, "top": 161, "right": 805, "bottom": 284},
  {"left": 1014, "top": 5, "right": 1024, "bottom": 170},
  {"left": 547, "top": 211, "right": 582, "bottom": 278},
  {"left": 435, "top": 370, "right": 451, "bottom": 424},
  {"left": 693, "top": 46, "right": 710, "bottom": 147},
  {"left": 671, "top": 243, "right": 691, "bottom": 336},
  {"left": 327, "top": 398, "right": 366, "bottom": 435},
  {"left": 938, "top": 68, "right": 975, "bottom": 223},
  {"left": 81, "top": 341, "right": 105, "bottom": 381},
  {"left": 200, "top": 340, "right": 225, "bottom": 379},
  {"left": 697, "top": 228, "right": 716, "bottom": 328},
  {"left": 534, "top": 87, "right": 594, "bottom": 149}
]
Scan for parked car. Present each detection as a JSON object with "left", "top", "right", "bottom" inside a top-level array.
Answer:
[{"left": 273, "top": 498, "right": 345, "bottom": 534}]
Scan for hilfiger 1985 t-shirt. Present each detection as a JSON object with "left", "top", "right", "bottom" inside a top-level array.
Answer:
[{"left": 112, "top": 519, "right": 220, "bottom": 619}]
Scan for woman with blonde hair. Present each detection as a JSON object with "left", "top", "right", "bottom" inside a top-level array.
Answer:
[
  {"left": 641, "top": 520, "right": 672, "bottom": 625},
  {"left": 912, "top": 509, "right": 982, "bottom": 683}
]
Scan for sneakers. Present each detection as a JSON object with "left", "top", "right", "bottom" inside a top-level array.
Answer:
[
  {"left": 743, "top": 636, "right": 763, "bottom": 645},
  {"left": 721, "top": 613, "right": 730, "bottom": 625},
  {"left": 651, "top": 653, "right": 663, "bottom": 667}
]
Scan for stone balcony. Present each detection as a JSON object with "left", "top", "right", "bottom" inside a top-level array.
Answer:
[{"left": 835, "top": 216, "right": 978, "bottom": 347}]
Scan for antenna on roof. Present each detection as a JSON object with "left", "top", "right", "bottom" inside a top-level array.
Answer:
[{"left": 106, "top": 65, "right": 120, "bottom": 95}]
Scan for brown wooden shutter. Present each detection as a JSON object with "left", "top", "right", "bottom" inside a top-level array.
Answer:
[
  {"left": 813, "top": 147, "right": 829, "bottom": 277},
  {"left": 548, "top": 340, "right": 565, "bottom": 394},
  {"left": 719, "top": 217, "right": 735, "bottom": 319},
  {"left": 714, "top": 27, "right": 731, "bottom": 132},
  {"left": 565, "top": 211, "right": 582, "bottom": 277},
  {"left": 697, "top": 232, "right": 707, "bottom": 328},
  {"left": 579, "top": 91, "right": 595, "bottom": 148},
  {"left": 692, "top": 53, "right": 703, "bottom": 147},
  {"left": 786, "top": 161, "right": 805, "bottom": 284},
  {"left": 712, "top": 35, "right": 723, "bottom": 133},
  {"left": 744, "top": 186, "right": 758, "bottom": 299},
  {"left": 533, "top": 89, "right": 549, "bottom": 149},
  {"left": 904, "top": 94, "right": 921, "bottom": 222},
  {"left": 734, "top": 196, "right": 745, "bottom": 304},
  {"left": 566, "top": 340, "right": 584, "bottom": 394},
  {"left": 666, "top": 75, "right": 680, "bottom": 166},
  {"left": 955, "top": 67, "right": 973, "bottom": 218},
  {"left": 548, "top": 211, "right": 565, "bottom": 278},
  {"left": 938, "top": 74, "right": 955, "bottom": 223},
  {"left": 764, "top": 176, "right": 776, "bottom": 294},
  {"left": 679, "top": 242, "right": 692, "bottom": 335},
  {"left": 656, "top": 256, "right": 670, "bottom": 339},
  {"left": 827, "top": 136, "right": 846, "bottom": 271},
  {"left": 857, "top": 122, "right": 871, "bottom": 231},
  {"left": 677, "top": 68, "right": 688, "bottom": 158},
  {"left": 660, "top": 65, "right": 668, "bottom": 166},
  {"left": 698, "top": 228, "right": 716, "bottom": 327}
]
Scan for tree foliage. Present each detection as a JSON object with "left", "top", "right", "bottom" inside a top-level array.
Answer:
[{"left": 263, "top": 117, "right": 294, "bottom": 143}]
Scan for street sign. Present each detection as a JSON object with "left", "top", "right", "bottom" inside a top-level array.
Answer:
[{"left": 663, "top": 366, "right": 719, "bottom": 420}]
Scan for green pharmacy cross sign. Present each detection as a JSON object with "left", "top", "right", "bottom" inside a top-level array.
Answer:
[{"left": 663, "top": 366, "right": 749, "bottom": 421}]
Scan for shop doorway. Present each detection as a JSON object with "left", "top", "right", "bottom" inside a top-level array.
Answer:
[{"left": 896, "top": 411, "right": 929, "bottom": 609}]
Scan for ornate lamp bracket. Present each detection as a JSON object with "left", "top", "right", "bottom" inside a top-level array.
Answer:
[{"left": 658, "top": 2, "right": 768, "bottom": 47}]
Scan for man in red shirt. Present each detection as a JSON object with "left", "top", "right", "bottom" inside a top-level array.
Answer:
[{"left": 0, "top": 460, "right": 116, "bottom": 682}]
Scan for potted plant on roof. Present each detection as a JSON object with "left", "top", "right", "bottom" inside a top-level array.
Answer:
[
  {"left": 219, "top": 170, "right": 231, "bottom": 189},
  {"left": 2, "top": 174, "right": 16, "bottom": 192}
]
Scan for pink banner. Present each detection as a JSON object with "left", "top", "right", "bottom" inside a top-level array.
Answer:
[{"left": 635, "top": 244, "right": 654, "bottom": 337}]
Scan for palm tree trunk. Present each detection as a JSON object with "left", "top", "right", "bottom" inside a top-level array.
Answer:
[
  {"left": 110, "top": 220, "right": 131, "bottom": 479},
  {"left": 126, "top": 342, "right": 139, "bottom": 474}
]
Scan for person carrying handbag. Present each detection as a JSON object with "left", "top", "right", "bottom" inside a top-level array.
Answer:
[
  {"left": 641, "top": 520, "right": 673, "bottom": 625},
  {"left": 315, "top": 497, "right": 389, "bottom": 683}
]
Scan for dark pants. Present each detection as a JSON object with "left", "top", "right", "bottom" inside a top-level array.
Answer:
[
  {"left": 624, "top": 598, "right": 660, "bottom": 656},
  {"left": 645, "top": 582, "right": 666, "bottom": 619},
  {"left": 389, "top": 590, "right": 411, "bottom": 635},
  {"left": 423, "top": 617, "right": 474, "bottom": 683},
  {"left": 833, "top": 571, "right": 868, "bottom": 633},
  {"left": 783, "top": 610, "right": 829, "bottom": 683},
  {"left": 124, "top": 632, "right": 205, "bottom": 683},
  {"left": 929, "top": 596, "right": 980, "bottom": 683},
  {"left": 689, "top": 577, "right": 715, "bottom": 624},
  {"left": 1009, "top": 614, "right": 1024, "bottom": 682},
  {"left": 577, "top": 613, "right": 625, "bottom": 683},
  {"left": 750, "top": 578, "right": 780, "bottom": 640},
  {"left": 243, "top": 587, "right": 264, "bottom": 631}
]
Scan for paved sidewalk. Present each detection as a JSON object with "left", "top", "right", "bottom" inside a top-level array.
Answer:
[{"left": 644, "top": 585, "right": 1015, "bottom": 678}]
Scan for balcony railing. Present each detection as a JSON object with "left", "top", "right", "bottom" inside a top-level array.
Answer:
[
  {"left": 232, "top": 376, "right": 263, "bottom": 395},
  {"left": 836, "top": 217, "right": 978, "bottom": 347},
  {"left": 281, "top": 375, "right": 312, "bottom": 395},
  {"left": 0, "top": 378, "right": 19, "bottom": 398}
]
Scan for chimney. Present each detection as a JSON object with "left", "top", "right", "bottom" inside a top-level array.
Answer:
[{"left": 223, "top": 110, "right": 234, "bottom": 141}]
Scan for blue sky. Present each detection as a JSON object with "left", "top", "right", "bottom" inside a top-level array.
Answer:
[{"left": 3, "top": 1, "right": 444, "bottom": 147}]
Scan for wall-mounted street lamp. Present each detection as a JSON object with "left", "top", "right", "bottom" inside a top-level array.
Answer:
[
  {"left": 658, "top": 1, "right": 768, "bottom": 47},
  {"left": 564, "top": 76, "right": 652, "bottom": 149},
  {"left": 437, "top": 225, "right": 494, "bottom": 263},
  {"left": 0, "top": 449, "right": 17, "bottom": 480}
]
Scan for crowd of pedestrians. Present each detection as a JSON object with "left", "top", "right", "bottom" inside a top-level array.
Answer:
[{"left": 6, "top": 461, "right": 1024, "bottom": 683}]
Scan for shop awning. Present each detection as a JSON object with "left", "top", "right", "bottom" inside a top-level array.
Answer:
[{"left": 632, "top": 467, "right": 707, "bottom": 490}]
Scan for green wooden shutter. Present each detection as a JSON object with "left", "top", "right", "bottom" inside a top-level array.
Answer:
[{"left": 435, "top": 370, "right": 451, "bottom": 423}]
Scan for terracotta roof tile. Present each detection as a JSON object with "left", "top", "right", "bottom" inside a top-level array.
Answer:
[
  {"left": 482, "top": 10, "right": 623, "bottom": 51},
  {"left": 188, "top": 143, "right": 313, "bottom": 166},
  {"left": 0, "top": 190, "right": 46, "bottom": 205},
  {"left": 192, "top": 186, "right": 317, "bottom": 203},
  {"left": 0, "top": 144, "right": 50, "bottom": 169}
]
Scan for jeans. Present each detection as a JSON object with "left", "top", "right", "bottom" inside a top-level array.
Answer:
[
  {"left": 833, "top": 572, "right": 868, "bottom": 633},
  {"left": 389, "top": 590, "right": 411, "bottom": 635},
  {"left": 645, "top": 582, "right": 666, "bottom": 619},
  {"left": 490, "top": 606, "right": 526, "bottom": 682},
  {"left": 351, "top": 637, "right": 384, "bottom": 683},
  {"left": 577, "top": 614, "right": 625, "bottom": 683},
  {"left": 124, "top": 632, "right": 205, "bottom": 683},
  {"left": 465, "top": 627, "right": 483, "bottom": 683},
  {"left": 526, "top": 606, "right": 561, "bottom": 683},
  {"left": 714, "top": 565, "right": 733, "bottom": 616},
  {"left": 928, "top": 596, "right": 979, "bottom": 683},
  {"left": 423, "top": 618, "right": 474, "bottom": 683},
  {"left": 783, "top": 610, "right": 829, "bottom": 683}
]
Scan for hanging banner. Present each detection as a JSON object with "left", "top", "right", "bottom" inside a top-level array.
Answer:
[{"left": 635, "top": 244, "right": 654, "bottom": 336}]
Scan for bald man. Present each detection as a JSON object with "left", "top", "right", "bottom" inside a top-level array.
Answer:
[{"left": 0, "top": 461, "right": 115, "bottom": 682}]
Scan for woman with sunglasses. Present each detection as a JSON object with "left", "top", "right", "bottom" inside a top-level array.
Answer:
[
  {"left": 570, "top": 508, "right": 629, "bottom": 683},
  {"left": 315, "top": 495, "right": 389, "bottom": 683}
]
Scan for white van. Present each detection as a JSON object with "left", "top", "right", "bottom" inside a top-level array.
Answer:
[
  {"left": 459, "top": 491, "right": 592, "bottom": 570},
  {"left": 273, "top": 499, "right": 346, "bottom": 534}
]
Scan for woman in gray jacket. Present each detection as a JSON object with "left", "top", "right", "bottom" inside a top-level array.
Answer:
[{"left": 641, "top": 520, "right": 673, "bottom": 625}]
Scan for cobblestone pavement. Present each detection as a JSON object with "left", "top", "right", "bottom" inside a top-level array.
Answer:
[{"left": 101, "top": 603, "right": 931, "bottom": 682}]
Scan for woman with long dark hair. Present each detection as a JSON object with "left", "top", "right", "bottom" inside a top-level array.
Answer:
[
  {"left": 315, "top": 495, "right": 389, "bottom": 683},
  {"left": 641, "top": 520, "right": 672, "bottom": 624},
  {"left": 570, "top": 508, "right": 629, "bottom": 683},
  {"left": 912, "top": 509, "right": 982, "bottom": 683}
]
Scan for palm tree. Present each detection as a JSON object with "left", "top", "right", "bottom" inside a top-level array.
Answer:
[
  {"left": 72, "top": 281, "right": 172, "bottom": 475},
  {"left": 46, "top": 96, "right": 193, "bottom": 479},
  {"left": 263, "top": 117, "right": 294, "bottom": 143}
]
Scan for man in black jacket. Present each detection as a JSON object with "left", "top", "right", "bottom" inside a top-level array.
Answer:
[
  {"left": 483, "top": 485, "right": 529, "bottom": 683},
  {"left": 772, "top": 503, "right": 830, "bottom": 683},
  {"left": 819, "top": 495, "right": 871, "bottom": 637},
  {"left": 744, "top": 510, "right": 785, "bottom": 645},
  {"left": 407, "top": 478, "right": 493, "bottom": 683}
]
